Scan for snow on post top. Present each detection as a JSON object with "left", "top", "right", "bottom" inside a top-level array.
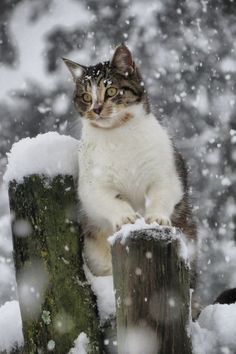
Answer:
[
  {"left": 108, "top": 218, "right": 190, "bottom": 263},
  {"left": 4, "top": 132, "right": 79, "bottom": 183}
]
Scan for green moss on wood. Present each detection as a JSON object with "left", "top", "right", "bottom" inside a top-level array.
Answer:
[{"left": 9, "top": 175, "right": 101, "bottom": 354}]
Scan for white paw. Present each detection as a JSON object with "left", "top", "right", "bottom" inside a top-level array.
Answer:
[
  {"left": 145, "top": 214, "right": 171, "bottom": 226},
  {"left": 111, "top": 213, "right": 138, "bottom": 231}
]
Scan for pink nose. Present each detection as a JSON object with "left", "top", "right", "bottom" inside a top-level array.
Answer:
[{"left": 93, "top": 105, "right": 102, "bottom": 115}]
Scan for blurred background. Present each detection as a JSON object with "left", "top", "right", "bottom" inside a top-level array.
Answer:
[{"left": 0, "top": 0, "right": 235, "bottom": 307}]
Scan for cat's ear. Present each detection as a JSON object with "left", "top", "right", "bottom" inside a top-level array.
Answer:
[
  {"left": 111, "top": 44, "right": 135, "bottom": 75},
  {"left": 62, "top": 58, "right": 86, "bottom": 81}
]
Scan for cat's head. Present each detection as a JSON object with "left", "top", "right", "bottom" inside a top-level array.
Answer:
[{"left": 63, "top": 45, "right": 149, "bottom": 129}]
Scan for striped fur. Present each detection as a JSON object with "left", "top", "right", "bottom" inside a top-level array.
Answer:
[{"left": 63, "top": 46, "right": 150, "bottom": 129}]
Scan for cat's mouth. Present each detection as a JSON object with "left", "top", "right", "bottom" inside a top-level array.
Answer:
[
  {"left": 86, "top": 104, "right": 135, "bottom": 129},
  {"left": 89, "top": 108, "right": 114, "bottom": 121},
  {"left": 95, "top": 114, "right": 111, "bottom": 121},
  {"left": 89, "top": 109, "right": 134, "bottom": 129},
  {"left": 86, "top": 112, "right": 113, "bottom": 127},
  {"left": 95, "top": 114, "right": 103, "bottom": 120}
]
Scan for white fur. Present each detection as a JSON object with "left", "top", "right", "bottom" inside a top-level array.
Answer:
[
  {"left": 79, "top": 104, "right": 183, "bottom": 275},
  {"left": 90, "top": 83, "right": 97, "bottom": 110}
]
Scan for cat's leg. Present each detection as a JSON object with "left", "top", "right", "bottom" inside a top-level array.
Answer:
[
  {"left": 79, "top": 185, "right": 138, "bottom": 231},
  {"left": 84, "top": 229, "right": 113, "bottom": 276},
  {"left": 81, "top": 185, "right": 138, "bottom": 276},
  {"left": 144, "top": 181, "right": 183, "bottom": 226}
]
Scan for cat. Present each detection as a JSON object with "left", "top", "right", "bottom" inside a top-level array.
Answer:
[{"left": 63, "top": 44, "right": 197, "bottom": 282}]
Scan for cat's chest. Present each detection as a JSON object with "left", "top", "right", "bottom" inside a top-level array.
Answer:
[
  {"left": 88, "top": 138, "right": 151, "bottom": 180},
  {"left": 79, "top": 116, "right": 172, "bottom": 191}
]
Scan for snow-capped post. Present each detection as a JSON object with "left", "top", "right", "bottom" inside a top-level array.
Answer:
[
  {"left": 110, "top": 222, "right": 192, "bottom": 354},
  {"left": 4, "top": 133, "right": 102, "bottom": 354}
]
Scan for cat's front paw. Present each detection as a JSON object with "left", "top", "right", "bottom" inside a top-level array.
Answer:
[
  {"left": 145, "top": 213, "right": 171, "bottom": 226},
  {"left": 111, "top": 213, "right": 138, "bottom": 231}
]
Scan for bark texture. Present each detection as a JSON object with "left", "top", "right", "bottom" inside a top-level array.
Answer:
[
  {"left": 111, "top": 228, "right": 192, "bottom": 354},
  {"left": 8, "top": 175, "right": 101, "bottom": 354}
]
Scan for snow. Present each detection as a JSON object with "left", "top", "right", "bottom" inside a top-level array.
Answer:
[
  {"left": 0, "top": 1, "right": 236, "bottom": 352},
  {"left": 47, "top": 339, "right": 56, "bottom": 351},
  {"left": 108, "top": 218, "right": 168, "bottom": 245},
  {"left": 220, "top": 57, "right": 236, "bottom": 73},
  {"left": 193, "top": 86, "right": 209, "bottom": 115},
  {"left": 0, "top": 0, "right": 91, "bottom": 102},
  {"left": 68, "top": 332, "right": 89, "bottom": 354},
  {"left": 198, "top": 304, "right": 236, "bottom": 345},
  {"left": 0, "top": 214, "right": 13, "bottom": 254},
  {"left": 4, "top": 132, "right": 79, "bottom": 183},
  {"left": 0, "top": 300, "right": 23, "bottom": 353},
  {"left": 118, "top": 326, "right": 159, "bottom": 354},
  {"left": 84, "top": 264, "right": 115, "bottom": 324},
  {"left": 0, "top": 261, "right": 15, "bottom": 290},
  {"left": 17, "top": 259, "right": 49, "bottom": 320},
  {"left": 108, "top": 218, "right": 190, "bottom": 264},
  {"left": 192, "top": 303, "right": 236, "bottom": 354},
  {"left": 52, "top": 93, "right": 70, "bottom": 115},
  {"left": 221, "top": 177, "right": 231, "bottom": 187}
]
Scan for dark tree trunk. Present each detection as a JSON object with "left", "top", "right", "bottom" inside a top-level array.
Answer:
[
  {"left": 111, "top": 228, "right": 192, "bottom": 354},
  {"left": 8, "top": 174, "right": 102, "bottom": 354}
]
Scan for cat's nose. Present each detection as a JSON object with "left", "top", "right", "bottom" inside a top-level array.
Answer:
[{"left": 93, "top": 104, "right": 103, "bottom": 115}]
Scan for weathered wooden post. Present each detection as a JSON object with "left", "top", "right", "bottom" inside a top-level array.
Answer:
[
  {"left": 111, "top": 226, "right": 192, "bottom": 354},
  {"left": 4, "top": 133, "right": 103, "bottom": 353},
  {"left": 7, "top": 175, "right": 101, "bottom": 353}
]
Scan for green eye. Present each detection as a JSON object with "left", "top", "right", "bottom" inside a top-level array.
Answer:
[
  {"left": 82, "top": 93, "right": 92, "bottom": 103},
  {"left": 106, "top": 87, "right": 118, "bottom": 97}
]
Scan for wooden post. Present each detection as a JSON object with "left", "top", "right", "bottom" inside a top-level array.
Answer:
[
  {"left": 111, "top": 228, "right": 192, "bottom": 354},
  {"left": 8, "top": 174, "right": 102, "bottom": 354}
]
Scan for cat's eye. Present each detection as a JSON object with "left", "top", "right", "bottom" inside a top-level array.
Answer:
[
  {"left": 82, "top": 93, "right": 92, "bottom": 103},
  {"left": 106, "top": 87, "right": 118, "bottom": 97}
]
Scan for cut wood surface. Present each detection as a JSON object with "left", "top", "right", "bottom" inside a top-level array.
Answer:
[{"left": 111, "top": 227, "right": 192, "bottom": 354}]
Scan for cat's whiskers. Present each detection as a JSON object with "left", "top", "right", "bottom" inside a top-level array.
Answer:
[
  {"left": 86, "top": 111, "right": 97, "bottom": 121},
  {"left": 101, "top": 106, "right": 113, "bottom": 117}
]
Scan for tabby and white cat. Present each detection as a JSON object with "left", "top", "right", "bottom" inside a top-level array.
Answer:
[{"left": 63, "top": 44, "right": 197, "bottom": 277}]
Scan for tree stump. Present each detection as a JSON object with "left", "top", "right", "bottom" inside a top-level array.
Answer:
[
  {"left": 111, "top": 227, "right": 192, "bottom": 354},
  {"left": 8, "top": 174, "right": 101, "bottom": 354}
]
